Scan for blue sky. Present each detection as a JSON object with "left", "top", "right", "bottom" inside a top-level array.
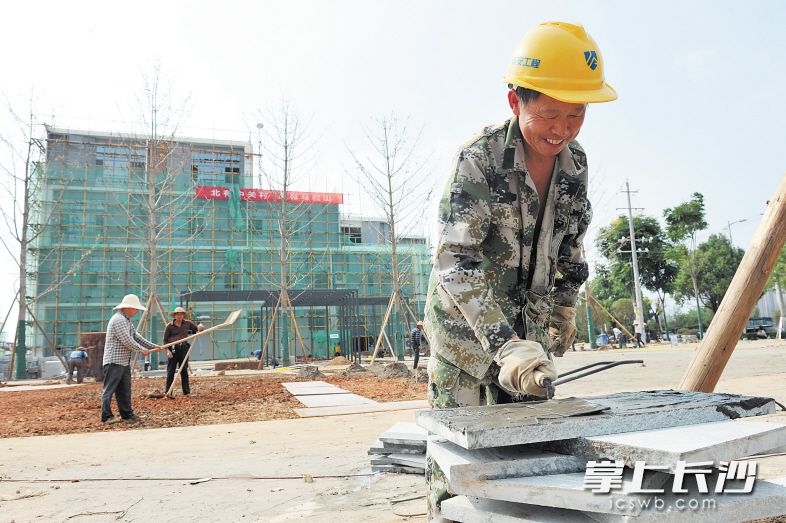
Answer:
[{"left": 2, "top": 1, "right": 785, "bottom": 339}]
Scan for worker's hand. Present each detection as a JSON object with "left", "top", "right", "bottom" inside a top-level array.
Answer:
[
  {"left": 548, "top": 306, "right": 578, "bottom": 357},
  {"left": 166, "top": 349, "right": 174, "bottom": 360},
  {"left": 494, "top": 339, "right": 557, "bottom": 397},
  {"left": 142, "top": 349, "right": 151, "bottom": 357}
]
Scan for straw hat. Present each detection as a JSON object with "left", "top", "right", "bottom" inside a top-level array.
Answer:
[
  {"left": 170, "top": 306, "right": 190, "bottom": 318},
  {"left": 113, "top": 294, "right": 147, "bottom": 311}
]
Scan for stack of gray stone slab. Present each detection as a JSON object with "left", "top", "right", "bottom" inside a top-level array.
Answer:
[
  {"left": 369, "top": 422, "right": 428, "bottom": 475},
  {"left": 417, "top": 390, "right": 786, "bottom": 522}
]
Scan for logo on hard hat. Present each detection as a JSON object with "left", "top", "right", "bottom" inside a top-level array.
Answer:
[
  {"left": 513, "top": 56, "right": 541, "bottom": 69},
  {"left": 584, "top": 50, "right": 598, "bottom": 70}
]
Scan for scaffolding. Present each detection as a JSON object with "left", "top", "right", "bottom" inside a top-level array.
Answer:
[{"left": 28, "top": 127, "right": 432, "bottom": 362}]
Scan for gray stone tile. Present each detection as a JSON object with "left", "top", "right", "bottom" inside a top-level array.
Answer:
[
  {"left": 428, "top": 435, "right": 585, "bottom": 484},
  {"left": 545, "top": 420, "right": 786, "bottom": 471},
  {"left": 417, "top": 391, "right": 776, "bottom": 450}
]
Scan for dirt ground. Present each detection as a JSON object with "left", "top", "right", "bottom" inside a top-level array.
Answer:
[
  {"left": 2, "top": 342, "right": 786, "bottom": 522},
  {"left": 0, "top": 372, "right": 426, "bottom": 438}
]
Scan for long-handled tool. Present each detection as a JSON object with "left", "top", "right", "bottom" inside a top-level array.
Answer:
[
  {"left": 541, "top": 360, "right": 645, "bottom": 400},
  {"left": 153, "top": 310, "right": 242, "bottom": 397}
]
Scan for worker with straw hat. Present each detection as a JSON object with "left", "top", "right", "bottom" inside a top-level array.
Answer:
[
  {"left": 163, "top": 306, "right": 203, "bottom": 397},
  {"left": 101, "top": 294, "right": 160, "bottom": 424},
  {"left": 423, "top": 21, "right": 617, "bottom": 519}
]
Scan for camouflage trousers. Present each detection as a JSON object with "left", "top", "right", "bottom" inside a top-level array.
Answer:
[{"left": 425, "top": 353, "right": 519, "bottom": 522}]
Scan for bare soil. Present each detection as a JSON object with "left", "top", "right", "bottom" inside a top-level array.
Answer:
[{"left": 0, "top": 373, "right": 426, "bottom": 439}]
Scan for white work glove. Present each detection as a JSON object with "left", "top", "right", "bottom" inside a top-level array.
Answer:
[
  {"left": 494, "top": 339, "right": 558, "bottom": 397},
  {"left": 548, "top": 306, "right": 578, "bottom": 357}
]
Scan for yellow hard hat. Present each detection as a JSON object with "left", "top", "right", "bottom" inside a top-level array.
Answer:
[{"left": 503, "top": 21, "right": 617, "bottom": 104}]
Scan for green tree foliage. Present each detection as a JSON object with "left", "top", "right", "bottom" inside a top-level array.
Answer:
[
  {"left": 588, "top": 264, "right": 630, "bottom": 305},
  {"left": 663, "top": 192, "right": 708, "bottom": 244},
  {"left": 574, "top": 295, "right": 603, "bottom": 343},
  {"left": 671, "top": 307, "right": 713, "bottom": 335},
  {"left": 663, "top": 192, "right": 709, "bottom": 336},
  {"left": 609, "top": 298, "right": 635, "bottom": 329},
  {"left": 672, "top": 234, "right": 744, "bottom": 312},
  {"left": 595, "top": 214, "right": 678, "bottom": 330}
]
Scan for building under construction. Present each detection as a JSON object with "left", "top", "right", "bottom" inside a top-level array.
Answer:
[{"left": 29, "top": 127, "right": 431, "bottom": 364}]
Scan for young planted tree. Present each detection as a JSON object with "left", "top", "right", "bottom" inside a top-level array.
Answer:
[
  {"left": 255, "top": 102, "right": 324, "bottom": 367},
  {"left": 0, "top": 104, "right": 90, "bottom": 378},
  {"left": 347, "top": 115, "right": 430, "bottom": 361},
  {"left": 664, "top": 192, "right": 708, "bottom": 337},
  {"left": 110, "top": 68, "right": 194, "bottom": 369}
]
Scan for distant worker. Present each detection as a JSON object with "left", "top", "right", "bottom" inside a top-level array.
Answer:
[
  {"left": 612, "top": 326, "right": 626, "bottom": 349},
  {"left": 422, "top": 21, "right": 616, "bottom": 519},
  {"left": 252, "top": 348, "right": 263, "bottom": 360},
  {"left": 411, "top": 321, "right": 429, "bottom": 370},
  {"left": 163, "top": 306, "right": 204, "bottom": 397},
  {"left": 66, "top": 348, "right": 89, "bottom": 384},
  {"left": 102, "top": 294, "right": 160, "bottom": 424},
  {"left": 633, "top": 321, "right": 645, "bottom": 348}
]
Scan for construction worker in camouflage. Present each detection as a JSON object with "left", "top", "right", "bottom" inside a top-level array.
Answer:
[{"left": 423, "top": 21, "right": 617, "bottom": 521}]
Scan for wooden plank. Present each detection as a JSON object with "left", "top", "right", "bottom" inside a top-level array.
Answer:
[
  {"left": 544, "top": 420, "right": 786, "bottom": 471},
  {"left": 294, "top": 399, "right": 428, "bottom": 418},
  {"left": 416, "top": 391, "right": 776, "bottom": 450}
]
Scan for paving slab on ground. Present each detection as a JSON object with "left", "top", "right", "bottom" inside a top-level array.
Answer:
[
  {"left": 295, "top": 393, "right": 377, "bottom": 408},
  {"left": 441, "top": 496, "right": 595, "bottom": 523},
  {"left": 0, "top": 383, "right": 73, "bottom": 393},
  {"left": 589, "top": 476, "right": 786, "bottom": 523},
  {"left": 281, "top": 381, "right": 349, "bottom": 395},
  {"left": 295, "top": 399, "right": 428, "bottom": 418},
  {"left": 544, "top": 420, "right": 786, "bottom": 471},
  {"left": 388, "top": 454, "right": 426, "bottom": 468},
  {"left": 379, "top": 421, "right": 427, "bottom": 445},
  {"left": 427, "top": 436, "right": 585, "bottom": 485},
  {"left": 437, "top": 467, "right": 669, "bottom": 516},
  {"left": 417, "top": 391, "right": 776, "bottom": 450},
  {"left": 371, "top": 465, "right": 424, "bottom": 474}
]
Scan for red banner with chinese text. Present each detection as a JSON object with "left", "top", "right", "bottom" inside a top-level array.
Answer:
[{"left": 195, "top": 186, "right": 343, "bottom": 204}]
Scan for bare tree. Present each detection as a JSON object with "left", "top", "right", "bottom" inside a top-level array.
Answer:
[
  {"left": 0, "top": 101, "right": 76, "bottom": 378},
  {"left": 347, "top": 115, "right": 431, "bottom": 361},
  {"left": 254, "top": 102, "right": 325, "bottom": 367},
  {"left": 103, "top": 67, "right": 195, "bottom": 369}
]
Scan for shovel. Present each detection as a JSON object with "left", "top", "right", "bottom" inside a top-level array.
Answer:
[{"left": 152, "top": 310, "right": 242, "bottom": 398}]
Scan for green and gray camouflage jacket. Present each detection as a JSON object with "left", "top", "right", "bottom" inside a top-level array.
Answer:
[{"left": 424, "top": 117, "right": 592, "bottom": 380}]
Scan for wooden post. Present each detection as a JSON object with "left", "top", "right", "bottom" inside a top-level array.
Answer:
[
  {"left": 679, "top": 173, "right": 786, "bottom": 392},
  {"left": 587, "top": 292, "right": 635, "bottom": 340},
  {"left": 370, "top": 293, "right": 395, "bottom": 363}
]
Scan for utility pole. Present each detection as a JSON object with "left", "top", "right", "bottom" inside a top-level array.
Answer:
[{"left": 622, "top": 180, "right": 647, "bottom": 342}]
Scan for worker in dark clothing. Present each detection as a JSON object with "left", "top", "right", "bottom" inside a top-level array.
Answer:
[
  {"left": 163, "top": 307, "right": 203, "bottom": 397},
  {"left": 411, "top": 321, "right": 428, "bottom": 370},
  {"left": 67, "top": 348, "right": 89, "bottom": 384}
]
